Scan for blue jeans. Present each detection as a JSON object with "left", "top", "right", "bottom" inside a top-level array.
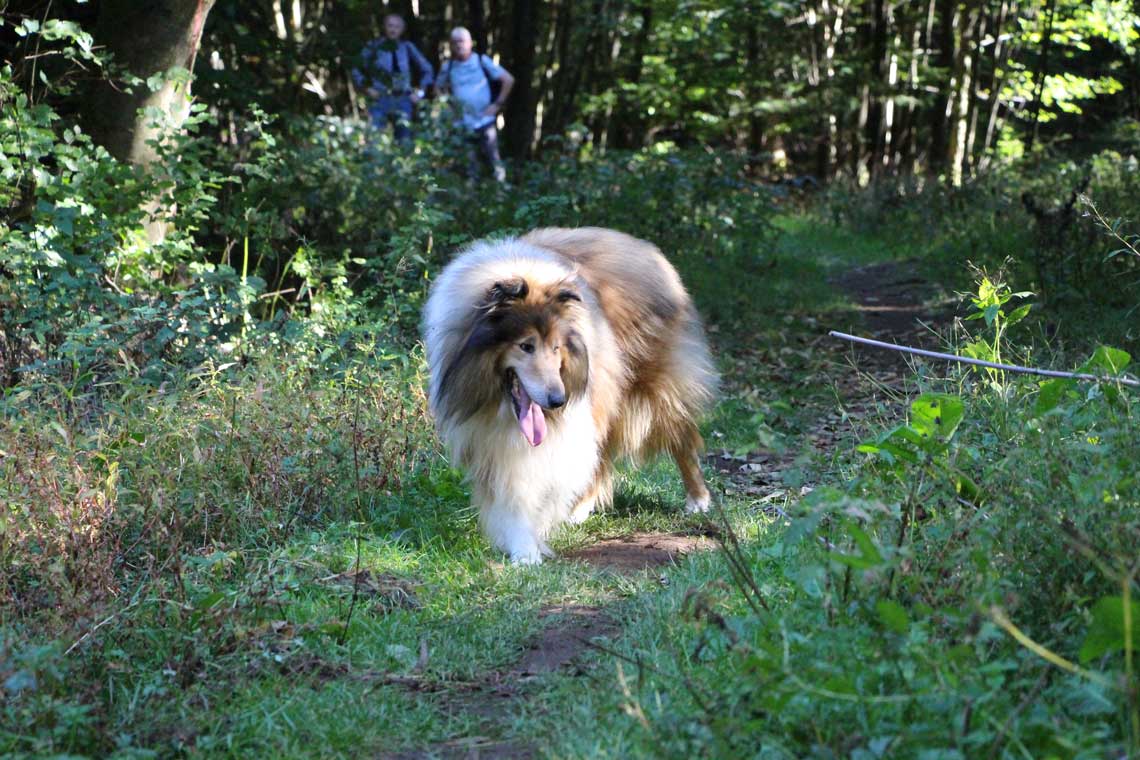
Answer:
[{"left": 369, "top": 95, "right": 413, "bottom": 142}]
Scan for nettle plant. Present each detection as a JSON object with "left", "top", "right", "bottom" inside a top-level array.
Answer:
[{"left": 959, "top": 270, "right": 1033, "bottom": 392}]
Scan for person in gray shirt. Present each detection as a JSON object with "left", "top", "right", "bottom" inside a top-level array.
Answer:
[
  {"left": 437, "top": 26, "right": 514, "bottom": 183},
  {"left": 353, "top": 13, "right": 434, "bottom": 143}
]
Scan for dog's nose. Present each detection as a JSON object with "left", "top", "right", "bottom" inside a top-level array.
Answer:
[{"left": 546, "top": 390, "right": 566, "bottom": 409}]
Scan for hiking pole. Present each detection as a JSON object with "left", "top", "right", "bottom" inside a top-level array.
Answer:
[{"left": 828, "top": 331, "right": 1140, "bottom": 388}]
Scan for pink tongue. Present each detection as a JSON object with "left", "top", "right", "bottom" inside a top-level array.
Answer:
[{"left": 516, "top": 384, "right": 547, "bottom": 446}]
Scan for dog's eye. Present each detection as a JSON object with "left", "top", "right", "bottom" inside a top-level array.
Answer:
[{"left": 519, "top": 342, "right": 535, "bottom": 354}]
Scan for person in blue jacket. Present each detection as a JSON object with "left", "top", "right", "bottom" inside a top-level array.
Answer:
[{"left": 353, "top": 14, "right": 434, "bottom": 142}]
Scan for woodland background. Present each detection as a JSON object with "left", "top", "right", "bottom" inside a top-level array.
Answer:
[{"left": 2, "top": 1, "right": 1140, "bottom": 757}]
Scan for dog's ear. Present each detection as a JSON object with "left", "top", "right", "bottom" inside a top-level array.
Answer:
[
  {"left": 484, "top": 278, "right": 529, "bottom": 309},
  {"left": 561, "top": 330, "right": 589, "bottom": 401}
]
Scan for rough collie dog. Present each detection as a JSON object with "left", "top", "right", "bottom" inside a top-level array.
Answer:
[{"left": 422, "top": 227, "right": 717, "bottom": 564}]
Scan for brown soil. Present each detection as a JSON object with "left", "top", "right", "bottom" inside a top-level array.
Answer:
[
  {"left": 515, "top": 604, "right": 621, "bottom": 675},
  {"left": 825, "top": 257, "right": 957, "bottom": 418},
  {"left": 835, "top": 259, "right": 949, "bottom": 346},
  {"left": 385, "top": 605, "right": 621, "bottom": 760},
  {"left": 561, "top": 531, "right": 718, "bottom": 574}
]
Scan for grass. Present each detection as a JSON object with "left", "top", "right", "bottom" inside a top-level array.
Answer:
[{"left": 4, "top": 206, "right": 1139, "bottom": 759}]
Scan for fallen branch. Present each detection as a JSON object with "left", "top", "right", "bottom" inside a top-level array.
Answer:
[{"left": 829, "top": 331, "right": 1140, "bottom": 387}]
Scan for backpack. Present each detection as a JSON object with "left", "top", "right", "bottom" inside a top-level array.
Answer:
[
  {"left": 443, "top": 54, "right": 502, "bottom": 103},
  {"left": 480, "top": 56, "right": 503, "bottom": 103}
]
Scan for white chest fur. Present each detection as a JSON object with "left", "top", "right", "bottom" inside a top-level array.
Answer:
[{"left": 445, "top": 396, "right": 598, "bottom": 563}]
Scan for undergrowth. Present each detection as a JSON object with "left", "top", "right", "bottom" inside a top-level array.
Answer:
[{"left": 586, "top": 272, "right": 1140, "bottom": 759}]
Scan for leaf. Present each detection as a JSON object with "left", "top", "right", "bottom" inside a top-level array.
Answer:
[
  {"left": 1081, "top": 345, "right": 1131, "bottom": 375},
  {"left": 1064, "top": 681, "right": 1117, "bottom": 716},
  {"left": 16, "top": 19, "right": 41, "bottom": 36},
  {"left": 3, "top": 670, "right": 36, "bottom": 695},
  {"left": 1079, "top": 596, "right": 1140, "bottom": 663},
  {"left": 1006, "top": 303, "right": 1032, "bottom": 326},
  {"left": 954, "top": 473, "right": 982, "bottom": 503},
  {"left": 909, "top": 393, "right": 965, "bottom": 443},
  {"left": 830, "top": 522, "right": 884, "bottom": 570},
  {"left": 876, "top": 600, "right": 910, "bottom": 633},
  {"left": 194, "top": 591, "right": 225, "bottom": 611},
  {"left": 848, "top": 523, "right": 883, "bottom": 563},
  {"left": 319, "top": 621, "right": 347, "bottom": 638},
  {"left": 959, "top": 339, "right": 992, "bottom": 362},
  {"left": 983, "top": 304, "right": 1000, "bottom": 326},
  {"left": 858, "top": 438, "right": 917, "bottom": 465},
  {"left": 1035, "top": 378, "right": 1075, "bottom": 415}
]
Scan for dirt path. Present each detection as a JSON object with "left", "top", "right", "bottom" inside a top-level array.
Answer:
[
  {"left": 383, "top": 531, "right": 716, "bottom": 760},
  {"left": 710, "top": 258, "right": 956, "bottom": 501}
]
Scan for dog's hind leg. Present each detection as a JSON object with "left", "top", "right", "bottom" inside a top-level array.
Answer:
[{"left": 669, "top": 422, "right": 712, "bottom": 514}]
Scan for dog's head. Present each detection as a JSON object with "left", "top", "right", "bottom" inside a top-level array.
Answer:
[{"left": 437, "top": 276, "right": 589, "bottom": 446}]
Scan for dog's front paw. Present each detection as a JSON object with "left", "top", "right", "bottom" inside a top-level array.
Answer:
[
  {"left": 509, "top": 539, "right": 554, "bottom": 565},
  {"left": 685, "top": 492, "right": 711, "bottom": 513},
  {"left": 510, "top": 549, "right": 544, "bottom": 565}
]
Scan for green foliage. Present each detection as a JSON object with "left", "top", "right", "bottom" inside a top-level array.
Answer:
[
  {"left": 0, "top": 20, "right": 783, "bottom": 755},
  {"left": 608, "top": 317, "right": 1140, "bottom": 757},
  {"left": 0, "top": 54, "right": 259, "bottom": 387},
  {"left": 1, "top": 11, "right": 779, "bottom": 391},
  {"left": 1080, "top": 596, "right": 1140, "bottom": 663},
  {"left": 1004, "top": 0, "right": 1138, "bottom": 124}
]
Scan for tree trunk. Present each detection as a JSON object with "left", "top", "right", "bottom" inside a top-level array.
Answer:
[
  {"left": 538, "top": 0, "right": 576, "bottom": 145},
  {"left": 962, "top": 4, "right": 989, "bottom": 175},
  {"left": 85, "top": 0, "right": 215, "bottom": 167},
  {"left": 744, "top": 6, "right": 764, "bottom": 161},
  {"left": 855, "top": 82, "right": 870, "bottom": 181},
  {"left": 928, "top": 0, "right": 956, "bottom": 175},
  {"left": 1026, "top": 0, "right": 1057, "bottom": 153},
  {"left": 530, "top": 0, "right": 564, "bottom": 150},
  {"left": 612, "top": 2, "right": 653, "bottom": 149},
  {"left": 545, "top": 0, "right": 602, "bottom": 145},
  {"left": 503, "top": 0, "right": 540, "bottom": 158},
  {"left": 468, "top": 0, "right": 487, "bottom": 51},
  {"left": 949, "top": 7, "right": 978, "bottom": 186},
  {"left": 815, "top": 0, "right": 845, "bottom": 181},
  {"left": 83, "top": 0, "right": 216, "bottom": 243},
  {"left": 896, "top": 14, "right": 923, "bottom": 173},
  {"left": 865, "top": 0, "right": 888, "bottom": 176},
  {"left": 979, "top": 0, "right": 1014, "bottom": 170},
  {"left": 590, "top": 3, "right": 627, "bottom": 152}
]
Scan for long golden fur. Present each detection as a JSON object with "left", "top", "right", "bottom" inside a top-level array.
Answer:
[{"left": 422, "top": 227, "right": 717, "bottom": 563}]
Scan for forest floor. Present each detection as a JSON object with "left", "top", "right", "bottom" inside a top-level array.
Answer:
[{"left": 7, "top": 213, "right": 983, "bottom": 759}]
